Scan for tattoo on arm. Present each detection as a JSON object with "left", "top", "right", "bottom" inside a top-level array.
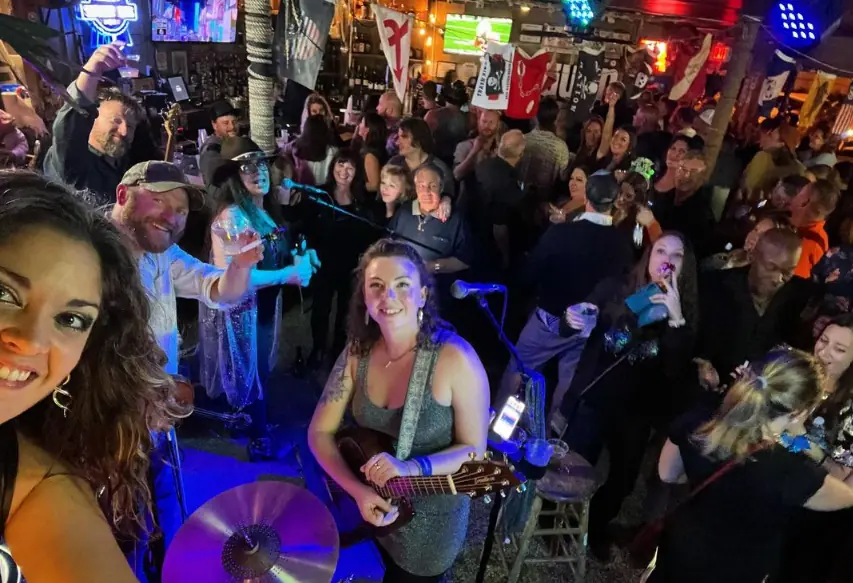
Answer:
[{"left": 320, "top": 351, "right": 352, "bottom": 404}]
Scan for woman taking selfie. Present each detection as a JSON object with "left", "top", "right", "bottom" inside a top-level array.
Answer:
[
  {"left": 0, "top": 172, "right": 185, "bottom": 582},
  {"left": 651, "top": 348, "right": 853, "bottom": 583},
  {"left": 308, "top": 238, "right": 489, "bottom": 582},
  {"left": 559, "top": 232, "right": 699, "bottom": 560}
]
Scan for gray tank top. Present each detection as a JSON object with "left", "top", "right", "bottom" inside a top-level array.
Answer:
[{"left": 351, "top": 339, "right": 470, "bottom": 577}]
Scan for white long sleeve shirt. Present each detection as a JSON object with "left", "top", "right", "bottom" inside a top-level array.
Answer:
[{"left": 138, "top": 245, "right": 225, "bottom": 374}]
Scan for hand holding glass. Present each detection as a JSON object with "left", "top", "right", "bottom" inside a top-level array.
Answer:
[{"left": 212, "top": 214, "right": 263, "bottom": 256}]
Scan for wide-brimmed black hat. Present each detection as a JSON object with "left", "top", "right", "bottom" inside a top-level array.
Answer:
[{"left": 211, "top": 136, "right": 277, "bottom": 186}]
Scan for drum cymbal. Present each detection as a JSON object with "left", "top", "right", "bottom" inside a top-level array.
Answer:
[{"left": 163, "top": 481, "right": 339, "bottom": 583}]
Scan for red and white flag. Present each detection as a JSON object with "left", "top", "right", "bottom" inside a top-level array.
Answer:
[
  {"left": 669, "top": 34, "right": 712, "bottom": 102},
  {"left": 506, "top": 47, "right": 551, "bottom": 119},
  {"left": 373, "top": 5, "right": 412, "bottom": 103}
]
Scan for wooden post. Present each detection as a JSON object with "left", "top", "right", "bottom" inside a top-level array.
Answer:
[{"left": 703, "top": 16, "right": 761, "bottom": 177}]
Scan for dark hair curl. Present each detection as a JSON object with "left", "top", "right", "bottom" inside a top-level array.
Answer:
[{"left": 2, "top": 171, "right": 186, "bottom": 538}]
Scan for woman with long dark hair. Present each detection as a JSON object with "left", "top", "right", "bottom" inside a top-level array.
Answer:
[
  {"left": 284, "top": 113, "right": 338, "bottom": 187},
  {"left": 613, "top": 170, "right": 663, "bottom": 247},
  {"left": 652, "top": 135, "right": 691, "bottom": 198},
  {"left": 200, "top": 137, "right": 317, "bottom": 459},
  {"left": 593, "top": 93, "right": 636, "bottom": 173},
  {"left": 0, "top": 171, "right": 185, "bottom": 581},
  {"left": 574, "top": 115, "right": 604, "bottom": 169},
  {"left": 356, "top": 112, "right": 388, "bottom": 195},
  {"left": 305, "top": 149, "right": 375, "bottom": 369},
  {"left": 308, "top": 238, "right": 489, "bottom": 583},
  {"left": 559, "top": 231, "right": 699, "bottom": 560},
  {"left": 651, "top": 348, "right": 853, "bottom": 583}
]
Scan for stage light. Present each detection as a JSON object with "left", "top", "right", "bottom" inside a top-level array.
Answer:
[
  {"left": 561, "top": 0, "right": 606, "bottom": 30},
  {"left": 768, "top": 0, "right": 843, "bottom": 48}
]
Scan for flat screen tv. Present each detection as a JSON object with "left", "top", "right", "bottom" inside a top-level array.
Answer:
[
  {"left": 443, "top": 15, "right": 512, "bottom": 55},
  {"left": 151, "top": 0, "right": 238, "bottom": 43}
]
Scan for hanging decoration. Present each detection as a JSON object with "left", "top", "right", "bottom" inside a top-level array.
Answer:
[
  {"left": 799, "top": 71, "right": 836, "bottom": 129},
  {"left": 757, "top": 49, "right": 797, "bottom": 118},
  {"left": 373, "top": 5, "right": 412, "bottom": 103},
  {"left": 273, "top": 0, "right": 335, "bottom": 91},
  {"left": 471, "top": 41, "right": 514, "bottom": 110},
  {"left": 506, "top": 48, "right": 552, "bottom": 120},
  {"left": 563, "top": 45, "right": 603, "bottom": 128},
  {"left": 668, "top": 33, "right": 712, "bottom": 102}
]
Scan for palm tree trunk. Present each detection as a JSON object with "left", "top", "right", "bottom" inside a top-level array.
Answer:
[{"left": 244, "top": 0, "right": 275, "bottom": 153}]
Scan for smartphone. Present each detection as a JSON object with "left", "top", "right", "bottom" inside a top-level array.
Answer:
[{"left": 492, "top": 396, "right": 525, "bottom": 440}]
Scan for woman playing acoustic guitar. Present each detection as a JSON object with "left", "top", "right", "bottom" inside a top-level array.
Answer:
[{"left": 308, "top": 238, "right": 490, "bottom": 582}]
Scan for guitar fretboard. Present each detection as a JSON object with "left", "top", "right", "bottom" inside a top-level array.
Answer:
[{"left": 376, "top": 476, "right": 452, "bottom": 498}]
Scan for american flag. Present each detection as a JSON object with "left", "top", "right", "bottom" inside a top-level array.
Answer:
[
  {"left": 293, "top": 18, "right": 321, "bottom": 61},
  {"left": 833, "top": 103, "right": 853, "bottom": 137}
]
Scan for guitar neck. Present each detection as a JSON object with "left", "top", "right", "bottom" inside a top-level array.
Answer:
[{"left": 375, "top": 475, "right": 456, "bottom": 499}]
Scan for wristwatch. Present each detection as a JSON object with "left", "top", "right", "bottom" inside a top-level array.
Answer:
[{"left": 433, "top": 261, "right": 441, "bottom": 274}]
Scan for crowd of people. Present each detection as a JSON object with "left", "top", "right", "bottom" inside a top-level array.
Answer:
[{"left": 3, "top": 39, "right": 853, "bottom": 583}]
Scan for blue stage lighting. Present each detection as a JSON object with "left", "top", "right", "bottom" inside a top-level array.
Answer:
[{"left": 768, "top": 0, "right": 843, "bottom": 48}]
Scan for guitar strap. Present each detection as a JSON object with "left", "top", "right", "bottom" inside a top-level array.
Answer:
[{"left": 395, "top": 336, "right": 444, "bottom": 460}]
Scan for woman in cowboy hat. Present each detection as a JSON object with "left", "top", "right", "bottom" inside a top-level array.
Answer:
[{"left": 201, "top": 136, "right": 319, "bottom": 460}]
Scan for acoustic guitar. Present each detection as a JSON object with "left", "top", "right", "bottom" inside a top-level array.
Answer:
[{"left": 330, "top": 426, "right": 524, "bottom": 541}]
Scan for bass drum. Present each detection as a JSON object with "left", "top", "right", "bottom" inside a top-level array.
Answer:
[{"left": 0, "top": 542, "right": 22, "bottom": 583}]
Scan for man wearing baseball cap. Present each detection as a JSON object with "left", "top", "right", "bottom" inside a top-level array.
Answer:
[
  {"left": 200, "top": 100, "right": 239, "bottom": 189},
  {"left": 109, "top": 160, "right": 316, "bottom": 579}
]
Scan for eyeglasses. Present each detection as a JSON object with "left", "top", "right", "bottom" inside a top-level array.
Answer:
[
  {"left": 676, "top": 165, "right": 703, "bottom": 176},
  {"left": 239, "top": 161, "right": 268, "bottom": 174}
]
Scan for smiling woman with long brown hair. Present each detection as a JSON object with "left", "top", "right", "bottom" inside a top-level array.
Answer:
[
  {"left": 0, "top": 171, "right": 186, "bottom": 582},
  {"left": 308, "top": 238, "right": 489, "bottom": 582}
]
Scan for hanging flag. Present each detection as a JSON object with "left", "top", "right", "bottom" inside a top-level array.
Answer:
[
  {"left": 373, "top": 5, "right": 412, "bottom": 103},
  {"left": 668, "top": 34, "right": 712, "bottom": 102},
  {"left": 757, "top": 50, "right": 797, "bottom": 118},
  {"left": 832, "top": 82, "right": 853, "bottom": 136},
  {"left": 563, "top": 45, "right": 603, "bottom": 128},
  {"left": 472, "top": 42, "right": 515, "bottom": 110},
  {"left": 799, "top": 71, "right": 836, "bottom": 129},
  {"left": 505, "top": 48, "right": 551, "bottom": 119},
  {"left": 273, "top": 0, "right": 335, "bottom": 90}
]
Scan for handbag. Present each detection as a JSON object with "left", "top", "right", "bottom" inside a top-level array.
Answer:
[{"left": 628, "top": 442, "right": 772, "bottom": 569}]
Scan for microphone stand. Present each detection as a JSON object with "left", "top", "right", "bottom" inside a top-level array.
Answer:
[
  {"left": 295, "top": 189, "right": 446, "bottom": 257},
  {"left": 467, "top": 293, "right": 545, "bottom": 583}
]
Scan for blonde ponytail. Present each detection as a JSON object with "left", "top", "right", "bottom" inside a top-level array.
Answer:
[{"left": 694, "top": 348, "right": 824, "bottom": 461}]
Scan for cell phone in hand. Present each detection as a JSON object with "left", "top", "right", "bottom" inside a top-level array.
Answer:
[{"left": 492, "top": 396, "right": 525, "bottom": 441}]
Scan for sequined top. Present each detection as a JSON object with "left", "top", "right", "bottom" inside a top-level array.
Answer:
[{"left": 350, "top": 341, "right": 470, "bottom": 577}]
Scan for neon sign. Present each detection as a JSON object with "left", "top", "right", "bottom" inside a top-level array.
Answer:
[{"left": 78, "top": 0, "right": 139, "bottom": 38}]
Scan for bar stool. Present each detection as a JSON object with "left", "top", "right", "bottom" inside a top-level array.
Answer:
[{"left": 502, "top": 451, "right": 599, "bottom": 583}]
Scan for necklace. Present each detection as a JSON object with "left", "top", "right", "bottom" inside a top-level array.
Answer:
[
  {"left": 417, "top": 214, "right": 430, "bottom": 232},
  {"left": 384, "top": 344, "right": 417, "bottom": 368}
]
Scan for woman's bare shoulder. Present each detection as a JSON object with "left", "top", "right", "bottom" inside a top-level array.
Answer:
[{"left": 10, "top": 433, "right": 84, "bottom": 519}]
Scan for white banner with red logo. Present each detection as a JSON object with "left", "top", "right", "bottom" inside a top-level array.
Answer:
[
  {"left": 373, "top": 5, "right": 412, "bottom": 103},
  {"left": 472, "top": 41, "right": 514, "bottom": 110}
]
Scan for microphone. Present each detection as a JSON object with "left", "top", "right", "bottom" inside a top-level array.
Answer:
[
  {"left": 450, "top": 280, "right": 506, "bottom": 299},
  {"left": 282, "top": 178, "right": 327, "bottom": 195}
]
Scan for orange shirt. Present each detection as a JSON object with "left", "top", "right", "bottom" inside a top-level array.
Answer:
[{"left": 794, "top": 221, "right": 829, "bottom": 279}]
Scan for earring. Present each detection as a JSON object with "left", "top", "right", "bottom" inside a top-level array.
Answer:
[
  {"left": 417, "top": 308, "right": 424, "bottom": 328},
  {"left": 52, "top": 375, "right": 72, "bottom": 418},
  {"left": 364, "top": 309, "right": 371, "bottom": 326}
]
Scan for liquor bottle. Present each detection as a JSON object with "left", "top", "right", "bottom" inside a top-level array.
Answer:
[{"left": 354, "top": 65, "right": 362, "bottom": 87}]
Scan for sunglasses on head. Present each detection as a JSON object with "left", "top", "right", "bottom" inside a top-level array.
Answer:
[{"left": 239, "top": 161, "right": 268, "bottom": 174}]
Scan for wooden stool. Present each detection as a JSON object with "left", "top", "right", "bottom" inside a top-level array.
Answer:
[{"left": 502, "top": 451, "right": 598, "bottom": 583}]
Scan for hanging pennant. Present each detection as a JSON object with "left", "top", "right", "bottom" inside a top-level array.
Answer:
[
  {"left": 472, "top": 41, "right": 514, "bottom": 110},
  {"left": 757, "top": 50, "right": 797, "bottom": 118},
  {"left": 799, "top": 71, "right": 836, "bottom": 129},
  {"left": 505, "top": 48, "right": 551, "bottom": 119},
  {"left": 373, "top": 5, "right": 412, "bottom": 103},
  {"left": 563, "top": 45, "right": 604, "bottom": 128},
  {"left": 668, "top": 34, "right": 712, "bottom": 102}
]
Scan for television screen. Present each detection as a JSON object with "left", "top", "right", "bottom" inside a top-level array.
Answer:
[
  {"left": 151, "top": 0, "right": 238, "bottom": 43},
  {"left": 443, "top": 15, "right": 512, "bottom": 55}
]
